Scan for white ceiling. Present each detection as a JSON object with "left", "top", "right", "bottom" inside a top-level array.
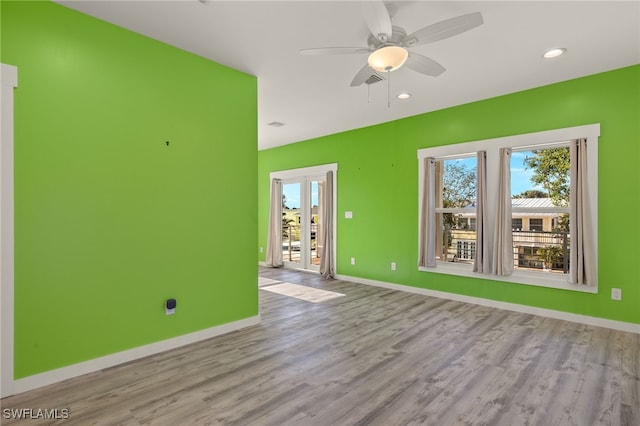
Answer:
[{"left": 57, "top": 1, "right": 640, "bottom": 150}]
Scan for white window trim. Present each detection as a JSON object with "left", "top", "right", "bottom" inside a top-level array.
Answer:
[
  {"left": 418, "top": 124, "right": 599, "bottom": 294},
  {"left": 269, "top": 163, "right": 337, "bottom": 181}
]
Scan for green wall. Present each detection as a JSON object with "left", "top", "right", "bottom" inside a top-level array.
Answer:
[
  {"left": 2, "top": 1, "right": 258, "bottom": 378},
  {"left": 259, "top": 65, "right": 640, "bottom": 325}
]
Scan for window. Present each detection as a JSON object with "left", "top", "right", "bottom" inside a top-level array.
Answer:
[
  {"left": 528, "top": 218, "right": 543, "bottom": 231},
  {"left": 418, "top": 124, "right": 599, "bottom": 292},
  {"left": 434, "top": 156, "right": 477, "bottom": 265},
  {"left": 512, "top": 218, "right": 523, "bottom": 230},
  {"left": 518, "top": 246, "right": 544, "bottom": 269},
  {"left": 511, "top": 146, "right": 570, "bottom": 274},
  {"left": 457, "top": 241, "right": 476, "bottom": 260}
]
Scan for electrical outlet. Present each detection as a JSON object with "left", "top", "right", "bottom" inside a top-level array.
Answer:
[
  {"left": 391, "top": 262, "right": 397, "bottom": 271},
  {"left": 351, "top": 257, "right": 356, "bottom": 265},
  {"left": 259, "top": 247, "right": 263, "bottom": 253},
  {"left": 611, "top": 288, "right": 622, "bottom": 301},
  {"left": 165, "top": 298, "right": 177, "bottom": 315}
]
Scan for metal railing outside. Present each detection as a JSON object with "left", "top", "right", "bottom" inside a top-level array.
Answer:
[
  {"left": 513, "top": 230, "right": 569, "bottom": 273},
  {"left": 442, "top": 229, "right": 570, "bottom": 273},
  {"left": 282, "top": 224, "right": 319, "bottom": 263}
]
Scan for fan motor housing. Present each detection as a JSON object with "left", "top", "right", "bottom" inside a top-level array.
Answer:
[{"left": 368, "top": 26, "right": 407, "bottom": 49}]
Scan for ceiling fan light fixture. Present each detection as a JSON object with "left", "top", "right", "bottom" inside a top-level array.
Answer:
[
  {"left": 368, "top": 46, "right": 408, "bottom": 72},
  {"left": 543, "top": 47, "right": 566, "bottom": 59}
]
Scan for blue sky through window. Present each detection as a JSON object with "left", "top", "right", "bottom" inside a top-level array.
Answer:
[
  {"left": 282, "top": 181, "right": 319, "bottom": 209},
  {"left": 454, "top": 151, "right": 543, "bottom": 196},
  {"left": 510, "top": 150, "right": 545, "bottom": 196}
]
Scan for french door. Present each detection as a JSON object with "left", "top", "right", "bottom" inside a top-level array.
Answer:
[{"left": 282, "top": 177, "right": 325, "bottom": 271}]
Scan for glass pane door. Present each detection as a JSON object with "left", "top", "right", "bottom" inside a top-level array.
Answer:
[
  {"left": 281, "top": 177, "right": 326, "bottom": 271},
  {"left": 282, "top": 182, "right": 301, "bottom": 265},
  {"left": 309, "top": 179, "right": 324, "bottom": 270}
]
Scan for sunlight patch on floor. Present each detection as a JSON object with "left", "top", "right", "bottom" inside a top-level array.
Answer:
[
  {"left": 260, "top": 282, "right": 345, "bottom": 303},
  {"left": 258, "top": 277, "right": 282, "bottom": 287}
]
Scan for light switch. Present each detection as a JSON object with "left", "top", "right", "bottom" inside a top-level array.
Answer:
[{"left": 345, "top": 211, "right": 353, "bottom": 219}]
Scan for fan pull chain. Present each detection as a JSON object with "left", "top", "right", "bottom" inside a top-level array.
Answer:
[
  {"left": 386, "top": 66, "right": 392, "bottom": 108},
  {"left": 387, "top": 72, "right": 390, "bottom": 108}
]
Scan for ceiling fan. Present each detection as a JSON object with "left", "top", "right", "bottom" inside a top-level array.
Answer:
[{"left": 300, "top": 1, "right": 483, "bottom": 87}]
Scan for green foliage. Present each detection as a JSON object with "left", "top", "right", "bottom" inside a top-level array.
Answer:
[
  {"left": 514, "top": 189, "right": 548, "bottom": 198},
  {"left": 443, "top": 161, "right": 476, "bottom": 208},
  {"left": 282, "top": 213, "right": 293, "bottom": 225},
  {"left": 553, "top": 214, "right": 570, "bottom": 232},
  {"left": 442, "top": 161, "right": 476, "bottom": 235},
  {"left": 524, "top": 147, "right": 570, "bottom": 206},
  {"left": 282, "top": 194, "right": 294, "bottom": 238},
  {"left": 539, "top": 245, "right": 564, "bottom": 269}
]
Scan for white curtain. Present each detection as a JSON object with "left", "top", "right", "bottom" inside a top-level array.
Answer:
[
  {"left": 569, "top": 138, "right": 595, "bottom": 285},
  {"left": 492, "top": 148, "right": 513, "bottom": 276},
  {"left": 319, "top": 171, "right": 334, "bottom": 278},
  {"left": 265, "top": 178, "right": 283, "bottom": 267},
  {"left": 418, "top": 157, "right": 436, "bottom": 267},
  {"left": 473, "top": 151, "right": 489, "bottom": 273}
]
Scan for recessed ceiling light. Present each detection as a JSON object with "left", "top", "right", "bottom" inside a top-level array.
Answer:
[
  {"left": 267, "top": 121, "right": 285, "bottom": 127},
  {"left": 543, "top": 48, "right": 566, "bottom": 59},
  {"left": 397, "top": 92, "right": 411, "bottom": 100}
]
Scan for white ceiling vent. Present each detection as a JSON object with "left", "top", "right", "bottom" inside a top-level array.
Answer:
[{"left": 267, "top": 121, "right": 286, "bottom": 127}]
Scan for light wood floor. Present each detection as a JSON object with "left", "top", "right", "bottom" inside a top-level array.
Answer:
[{"left": 2, "top": 267, "right": 639, "bottom": 425}]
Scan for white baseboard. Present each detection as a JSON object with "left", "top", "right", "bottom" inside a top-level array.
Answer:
[
  {"left": 11, "top": 315, "right": 261, "bottom": 396},
  {"left": 335, "top": 274, "right": 640, "bottom": 335}
]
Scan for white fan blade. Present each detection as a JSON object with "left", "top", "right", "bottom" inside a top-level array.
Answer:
[
  {"left": 403, "top": 12, "right": 483, "bottom": 47},
  {"left": 362, "top": 1, "right": 392, "bottom": 43},
  {"left": 299, "top": 47, "right": 370, "bottom": 55},
  {"left": 350, "top": 64, "right": 384, "bottom": 87},
  {"left": 405, "top": 53, "right": 446, "bottom": 77}
]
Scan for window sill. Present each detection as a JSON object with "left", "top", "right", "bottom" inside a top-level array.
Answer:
[{"left": 418, "top": 262, "right": 597, "bottom": 294}]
